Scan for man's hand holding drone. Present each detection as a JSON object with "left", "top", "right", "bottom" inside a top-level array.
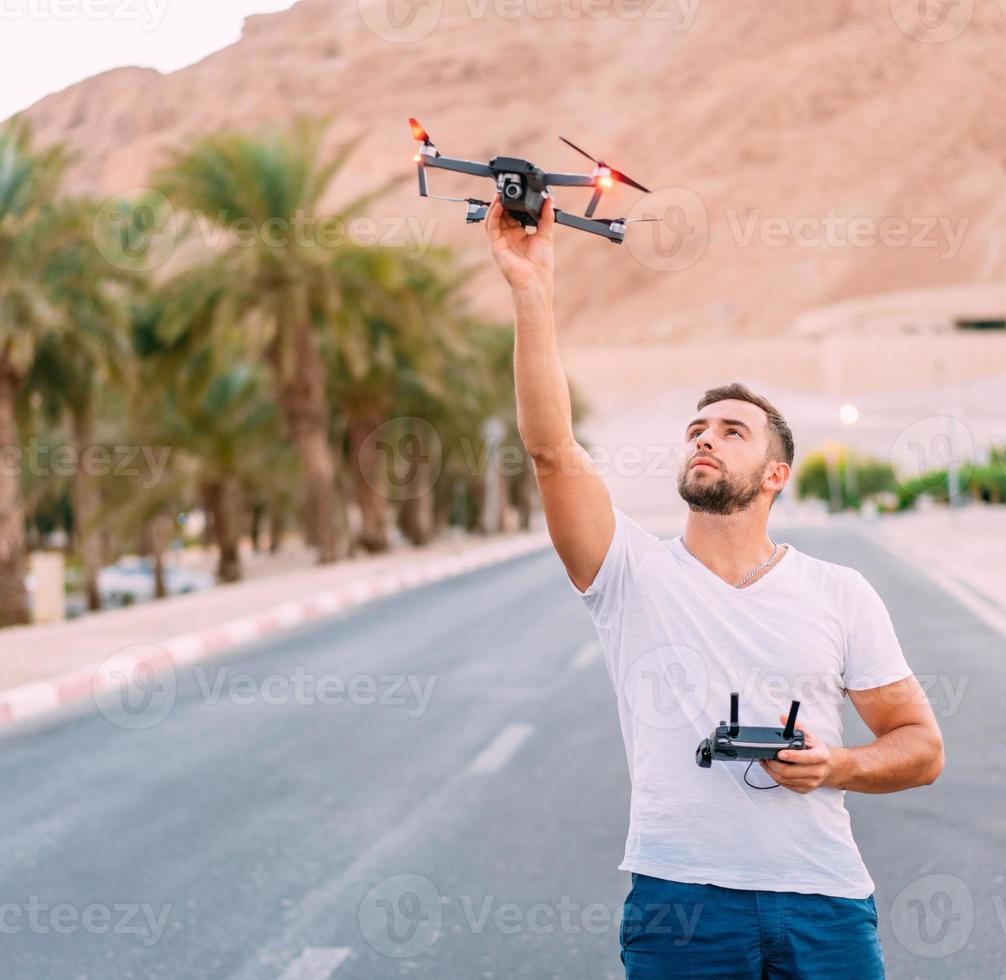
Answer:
[{"left": 486, "top": 193, "right": 555, "bottom": 295}]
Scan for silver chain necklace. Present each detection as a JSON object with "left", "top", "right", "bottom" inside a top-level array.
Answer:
[{"left": 680, "top": 537, "right": 781, "bottom": 589}]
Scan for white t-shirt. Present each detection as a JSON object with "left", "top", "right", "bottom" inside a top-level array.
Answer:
[{"left": 567, "top": 507, "right": 915, "bottom": 899}]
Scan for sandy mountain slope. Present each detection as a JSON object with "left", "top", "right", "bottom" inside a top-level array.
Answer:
[{"left": 18, "top": 0, "right": 1006, "bottom": 344}]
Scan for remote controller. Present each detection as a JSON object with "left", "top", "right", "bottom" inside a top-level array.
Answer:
[{"left": 696, "top": 693, "right": 806, "bottom": 768}]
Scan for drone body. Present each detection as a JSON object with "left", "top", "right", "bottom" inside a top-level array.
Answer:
[
  {"left": 409, "top": 118, "right": 656, "bottom": 244},
  {"left": 489, "top": 156, "right": 549, "bottom": 228}
]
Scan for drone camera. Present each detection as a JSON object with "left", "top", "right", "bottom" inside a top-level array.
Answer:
[{"left": 499, "top": 173, "right": 524, "bottom": 201}]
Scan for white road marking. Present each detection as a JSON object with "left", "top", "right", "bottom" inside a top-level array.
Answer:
[
  {"left": 917, "top": 567, "right": 1006, "bottom": 638},
  {"left": 467, "top": 723, "right": 535, "bottom": 775},
  {"left": 870, "top": 530, "right": 1006, "bottom": 639},
  {"left": 278, "top": 947, "right": 353, "bottom": 980},
  {"left": 571, "top": 641, "right": 602, "bottom": 670}
]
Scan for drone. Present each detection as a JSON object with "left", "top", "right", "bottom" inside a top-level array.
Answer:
[{"left": 408, "top": 118, "right": 658, "bottom": 244}]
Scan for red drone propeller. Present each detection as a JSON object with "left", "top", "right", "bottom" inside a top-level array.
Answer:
[
  {"left": 558, "top": 136, "right": 649, "bottom": 216},
  {"left": 409, "top": 118, "right": 431, "bottom": 143}
]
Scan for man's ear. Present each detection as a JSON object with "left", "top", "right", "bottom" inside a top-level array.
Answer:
[{"left": 763, "top": 461, "right": 790, "bottom": 495}]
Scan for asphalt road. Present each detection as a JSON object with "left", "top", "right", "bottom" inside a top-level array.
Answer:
[{"left": 0, "top": 527, "right": 1000, "bottom": 980}]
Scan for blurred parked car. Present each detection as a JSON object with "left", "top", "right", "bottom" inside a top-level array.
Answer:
[{"left": 98, "top": 557, "right": 215, "bottom": 607}]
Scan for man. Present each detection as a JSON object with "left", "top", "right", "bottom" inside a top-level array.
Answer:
[{"left": 485, "top": 194, "right": 944, "bottom": 979}]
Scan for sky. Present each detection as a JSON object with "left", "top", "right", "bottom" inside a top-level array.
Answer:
[{"left": 0, "top": 0, "right": 299, "bottom": 123}]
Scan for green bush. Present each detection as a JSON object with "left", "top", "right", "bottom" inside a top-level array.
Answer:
[
  {"left": 793, "top": 442, "right": 1005, "bottom": 513},
  {"left": 796, "top": 448, "right": 898, "bottom": 511},
  {"left": 967, "top": 464, "right": 1006, "bottom": 504}
]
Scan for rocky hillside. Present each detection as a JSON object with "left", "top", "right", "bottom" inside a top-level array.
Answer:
[{"left": 18, "top": 0, "right": 1006, "bottom": 342}]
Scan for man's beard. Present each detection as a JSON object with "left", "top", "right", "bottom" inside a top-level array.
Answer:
[{"left": 677, "top": 458, "right": 766, "bottom": 515}]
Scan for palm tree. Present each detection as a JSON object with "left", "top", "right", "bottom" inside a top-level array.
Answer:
[
  {"left": 429, "top": 319, "right": 515, "bottom": 535},
  {"left": 130, "top": 280, "right": 289, "bottom": 584},
  {"left": 92, "top": 444, "right": 192, "bottom": 602},
  {"left": 28, "top": 196, "right": 135, "bottom": 610},
  {"left": 0, "top": 117, "right": 71, "bottom": 626},
  {"left": 328, "top": 244, "right": 474, "bottom": 551},
  {"left": 155, "top": 117, "right": 394, "bottom": 564},
  {"left": 159, "top": 358, "right": 283, "bottom": 583}
]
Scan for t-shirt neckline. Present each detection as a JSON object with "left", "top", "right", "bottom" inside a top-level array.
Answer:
[{"left": 669, "top": 535, "right": 795, "bottom": 595}]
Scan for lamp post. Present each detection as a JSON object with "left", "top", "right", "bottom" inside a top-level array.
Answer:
[
  {"left": 479, "top": 416, "right": 506, "bottom": 534},
  {"left": 840, "top": 405, "right": 859, "bottom": 508},
  {"left": 946, "top": 414, "right": 961, "bottom": 506},
  {"left": 822, "top": 440, "right": 842, "bottom": 513}
]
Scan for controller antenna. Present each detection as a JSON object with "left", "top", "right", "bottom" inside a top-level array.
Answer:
[
  {"left": 783, "top": 700, "right": 801, "bottom": 740},
  {"left": 729, "top": 692, "right": 739, "bottom": 737}
]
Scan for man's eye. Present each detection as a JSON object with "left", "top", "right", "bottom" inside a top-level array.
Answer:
[{"left": 726, "top": 429, "right": 740, "bottom": 436}]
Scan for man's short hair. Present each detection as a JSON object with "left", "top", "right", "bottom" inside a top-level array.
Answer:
[{"left": 696, "top": 382, "right": 795, "bottom": 466}]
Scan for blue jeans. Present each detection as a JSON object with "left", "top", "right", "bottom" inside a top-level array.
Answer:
[{"left": 621, "top": 873, "right": 885, "bottom": 979}]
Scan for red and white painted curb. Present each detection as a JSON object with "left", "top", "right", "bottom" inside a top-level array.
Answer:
[{"left": 0, "top": 532, "right": 549, "bottom": 731}]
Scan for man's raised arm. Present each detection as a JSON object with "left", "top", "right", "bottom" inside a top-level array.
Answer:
[{"left": 485, "top": 194, "right": 614, "bottom": 592}]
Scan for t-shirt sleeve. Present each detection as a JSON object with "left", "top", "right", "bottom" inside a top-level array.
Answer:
[
  {"left": 566, "top": 507, "right": 661, "bottom": 628},
  {"left": 842, "top": 570, "right": 915, "bottom": 691}
]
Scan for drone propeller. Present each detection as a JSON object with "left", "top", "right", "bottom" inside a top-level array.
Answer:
[
  {"left": 409, "top": 118, "right": 439, "bottom": 195},
  {"left": 558, "top": 136, "right": 601, "bottom": 166},
  {"left": 409, "top": 117, "right": 432, "bottom": 144},
  {"left": 558, "top": 135, "right": 650, "bottom": 217}
]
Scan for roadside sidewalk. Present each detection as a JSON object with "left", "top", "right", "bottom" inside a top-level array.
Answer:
[{"left": 0, "top": 529, "right": 549, "bottom": 729}]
